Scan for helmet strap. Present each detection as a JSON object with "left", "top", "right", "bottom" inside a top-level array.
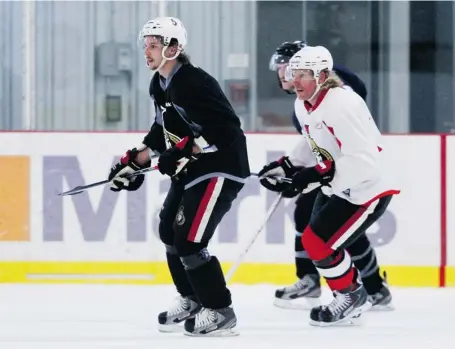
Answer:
[
  {"left": 307, "top": 71, "right": 322, "bottom": 103},
  {"left": 308, "top": 83, "right": 322, "bottom": 102},
  {"left": 308, "top": 71, "right": 324, "bottom": 101},
  {"left": 146, "top": 45, "right": 181, "bottom": 73}
]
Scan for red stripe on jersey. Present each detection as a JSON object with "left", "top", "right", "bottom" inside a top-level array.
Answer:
[
  {"left": 304, "top": 89, "right": 329, "bottom": 112},
  {"left": 362, "top": 189, "right": 400, "bottom": 206},
  {"left": 322, "top": 121, "right": 342, "bottom": 149}
]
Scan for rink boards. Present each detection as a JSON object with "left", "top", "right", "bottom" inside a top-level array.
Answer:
[{"left": 0, "top": 132, "right": 453, "bottom": 287}]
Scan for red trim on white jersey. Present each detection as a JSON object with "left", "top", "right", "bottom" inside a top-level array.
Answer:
[{"left": 304, "top": 89, "right": 329, "bottom": 112}]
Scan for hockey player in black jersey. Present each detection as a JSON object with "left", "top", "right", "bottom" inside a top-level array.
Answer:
[
  {"left": 108, "top": 17, "right": 250, "bottom": 337},
  {"left": 266, "top": 40, "right": 393, "bottom": 311}
]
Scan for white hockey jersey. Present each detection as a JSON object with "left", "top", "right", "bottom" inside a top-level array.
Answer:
[{"left": 290, "top": 87, "right": 400, "bottom": 205}]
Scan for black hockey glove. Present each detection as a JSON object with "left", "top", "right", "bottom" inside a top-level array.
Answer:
[
  {"left": 258, "top": 156, "right": 300, "bottom": 193},
  {"left": 157, "top": 136, "right": 194, "bottom": 177},
  {"left": 109, "top": 148, "right": 151, "bottom": 192},
  {"left": 291, "top": 160, "right": 335, "bottom": 192}
]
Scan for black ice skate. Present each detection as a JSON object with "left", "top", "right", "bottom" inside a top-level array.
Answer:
[
  {"left": 158, "top": 295, "right": 201, "bottom": 333},
  {"left": 309, "top": 283, "right": 371, "bottom": 326},
  {"left": 184, "top": 306, "right": 239, "bottom": 337},
  {"left": 274, "top": 274, "right": 322, "bottom": 310},
  {"left": 368, "top": 271, "right": 394, "bottom": 311}
]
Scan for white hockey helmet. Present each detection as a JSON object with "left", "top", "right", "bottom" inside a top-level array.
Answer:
[
  {"left": 287, "top": 45, "right": 334, "bottom": 80},
  {"left": 138, "top": 17, "right": 188, "bottom": 69}
]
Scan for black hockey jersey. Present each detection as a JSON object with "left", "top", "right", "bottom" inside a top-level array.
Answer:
[{"left": 143, "top": 62, "right": 250, "bottom": 187}]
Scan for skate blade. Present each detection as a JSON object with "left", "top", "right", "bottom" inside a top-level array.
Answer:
[
  {"left": 309, "top": 317, "right": 363, "bottom": 327},
  {"left": 184, "top": 327, "right": 239, "bottom": 337},
  {"left": 309, "top": 301, "right": 372, "bottom": 327},
  {"left": 274, "top": 297, "right": 321, "bottom": 310},
  {"left": 369, "top": 303, "right": 395, "bottom": 312},
  {"left": 158, "top": 323, "right": 184, "bottom": 333}
]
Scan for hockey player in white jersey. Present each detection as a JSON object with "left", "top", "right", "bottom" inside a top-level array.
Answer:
[
  {"left": 267, "top": 40, "right": 393, "bottom": 312},
  {"left": 258, "top": 45, "right": 400, "bottom": 326}
]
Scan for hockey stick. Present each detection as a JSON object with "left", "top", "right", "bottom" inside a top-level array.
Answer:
[
  {"left": 250, "top": 172, "right": 321, "bottom": 193},
  {"left": 301, "top": 127, "right": 327, "bottom": 169},
  {"left": 58, "top": 144, "right": 218, "bottom": 197},
  {"left": 250, "top": 172, "right": 292, "bottom": 183},
  {"left": 58, "top": 164, "right": 160, "bottom": 196},
  {"left": 225, "top": 193, "right": 283, "bottom": 283}
]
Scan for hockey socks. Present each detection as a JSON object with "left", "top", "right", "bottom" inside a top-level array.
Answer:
[
  {"left": 295, "top": 234, "right": 319, "bottom": 278},
  {"left": 302, "top": 227, "right": 356, "bottom": 291},
  {"left": 347, "top": 234, "right": 383, "bottom": 294},
  {"left": 185, "top": 256, "right": 232, "bottom": 309},
  {"left": 166, "top": 250, "right": 195, "bottom": 297}
]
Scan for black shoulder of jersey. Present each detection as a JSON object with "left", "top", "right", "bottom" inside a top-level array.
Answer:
[
  {"left": 171, "top": 64, "right": 210, "bottom": 90},
  {"left": 291, "top": 111, "right": 303, "bottom": 134},
  {"left": 333, "top": 64, "right": 368, "bottom": 101},
  {"left": 149, "top": 71, "right": 161, "bottom": 97}
]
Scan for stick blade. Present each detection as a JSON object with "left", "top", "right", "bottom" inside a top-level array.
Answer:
[{"left": 58, "top": 186, "right": 86, "bottom": 196}]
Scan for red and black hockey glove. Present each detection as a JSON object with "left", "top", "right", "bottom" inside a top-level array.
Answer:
[
  {"left": 157, "top": 136, "right": 194, "bottom": 177},
  {"left": 258, "top": 156, "right": 300, "bottom": 193},
  {"left": 291, "top": 160, "right": 335, "bottom": 192},
  {"left": 109, "top": 148, "right": 151, "bottom": 192}
]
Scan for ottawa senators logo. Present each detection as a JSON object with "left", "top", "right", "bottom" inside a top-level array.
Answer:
[
  {"left": 176, "top": 206, "right": 185, "bottom": 226},
  {"left": 306, "top": 135, "right": 334, "bottom": 163},
  {"left": 163, "top": 129, "right": 182, "bottom": 147}
]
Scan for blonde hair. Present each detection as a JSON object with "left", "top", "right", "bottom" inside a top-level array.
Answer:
[{"left": 320, "top": 70, "right": 344, "bottom": 90}]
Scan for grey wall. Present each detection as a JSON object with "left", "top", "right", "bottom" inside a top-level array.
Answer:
[
  {"left": 0, "top": 1, "right": 24, "bottom": 130},
  {"left": 0, "top": 1, "right": 254, "bottom": 131}
]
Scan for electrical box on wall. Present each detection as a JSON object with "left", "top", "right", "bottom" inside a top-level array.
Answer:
[
  {"left": 117, "top": 43, "right": 133, "bottom": 72},
  {"left": 96, "top": 42, "right": 133, "bottom": 76},
  {"left": 105, "top": 95, "right": 122, "bottom": 122}
]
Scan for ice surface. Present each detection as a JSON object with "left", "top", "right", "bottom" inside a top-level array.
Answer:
[{"left": 0, "top": 284, "right": 452, "bottom": 349}]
